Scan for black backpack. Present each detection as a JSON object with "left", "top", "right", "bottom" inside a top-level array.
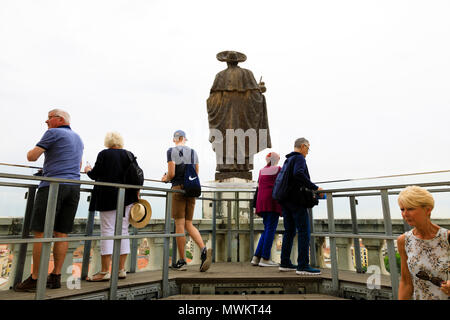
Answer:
[
  {"left": 183, "top": 150, "right": 201, "bottom": 197},
  {"left": 123, "top": 151, "right": 144, "bottom": 186},
  {"left": 272, "top": 156, "right": 294, "bottom": 202}
]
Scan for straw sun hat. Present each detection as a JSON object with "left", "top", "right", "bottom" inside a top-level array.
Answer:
[{"left": 129, "top": 199, "right": 152, "bottom": 229}]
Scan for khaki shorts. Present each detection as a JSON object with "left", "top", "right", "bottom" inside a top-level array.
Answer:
[{"left": 171, "top": 185, "right": 196, "bottom": 220}]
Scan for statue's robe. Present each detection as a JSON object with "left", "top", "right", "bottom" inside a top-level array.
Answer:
[{"left": 207, "top": 65, "right": 272, "bottom": 174}]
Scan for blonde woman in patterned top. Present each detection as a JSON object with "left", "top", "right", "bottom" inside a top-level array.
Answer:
[{"left": 397, "top": 186, "right": 450, "bottom": 300}]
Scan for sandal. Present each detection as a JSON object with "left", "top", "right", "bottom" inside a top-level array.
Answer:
[
  {"left": 118, "top": 269, "right": 127, "bottom": 279},
  {"left": 86, "top": 271, "right": 111, "bottom": 282}
]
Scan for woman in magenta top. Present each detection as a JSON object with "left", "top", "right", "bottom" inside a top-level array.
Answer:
[{"left": 251, "top": 152, "right": 282, "bottom": 267}]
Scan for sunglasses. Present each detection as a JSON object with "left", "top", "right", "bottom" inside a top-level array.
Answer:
[{"left": 415, "top": 271, "right": 445, "bottom": 287}]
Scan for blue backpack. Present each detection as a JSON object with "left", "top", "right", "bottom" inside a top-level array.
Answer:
[
  {"left": 183, "top": 150, "right": 201, "bottom": 197},
  {"left": 272, "top": 156, "right": 294, "bottom": 202}
]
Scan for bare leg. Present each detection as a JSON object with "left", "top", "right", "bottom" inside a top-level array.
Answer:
[
  {"left": 174, "top": 218, "right": 186, "bottom": 260},
  {"left": 119, "top": 254, "right": 128, "bottom": 270},
  {"left": 101, "top": 255, "right": 112, "bottom": 272},
  {"left": 31, "top": 231, "right": 44, "bottom": 279},
  {"left": 185, "top": 220, "right": 205, "bottom": 250},
  {"left": 51, "top": 232, "right": 68, "bottom": 275}
]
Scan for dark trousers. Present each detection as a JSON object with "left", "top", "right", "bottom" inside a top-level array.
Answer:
[
  {"left": 280, "top": 205, "right": 310, "bottom": 269},
  {"left": 254, "top": 212, "right": 279, "bottom": 260}
]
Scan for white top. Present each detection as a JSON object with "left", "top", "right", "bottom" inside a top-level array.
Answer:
[{"left": 404, "top": 227, "right": 449, "bottom": 300}]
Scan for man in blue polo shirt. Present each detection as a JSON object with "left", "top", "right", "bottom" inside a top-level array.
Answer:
[{"left": 15, "top": 108, "right": 84, "bottom": 292}]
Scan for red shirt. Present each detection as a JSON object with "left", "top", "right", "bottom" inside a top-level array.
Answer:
[{"left": 255, "top": 165, "right": 282, "bottom": 216}]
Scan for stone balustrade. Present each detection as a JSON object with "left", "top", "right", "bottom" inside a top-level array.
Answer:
[{"left": 1, "top": 216, "right": 449, "bottom": 290}]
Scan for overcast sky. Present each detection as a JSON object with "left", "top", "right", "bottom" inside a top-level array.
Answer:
[{"left": 1, "top": 0, "right": 450, "bottom": 219}]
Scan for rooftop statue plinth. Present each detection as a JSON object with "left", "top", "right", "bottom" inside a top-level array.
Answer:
[{"left": 207, "top": 51, "right": 272, "bottom": 182}]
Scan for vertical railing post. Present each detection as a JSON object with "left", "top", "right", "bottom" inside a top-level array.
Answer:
[
  {"left": 211, "top": 193, "right": 217, "bottom": 263},
  {"left": 13, "top": 186, "right": 36, "bottom": 288},
  {"left": 249, "top": 199, "right": 254, "bottom": 261},
  {"left": 35, "top": 182, "right": 59, "bottom": 300},
  {"left": 308, "top": 208, "right": 317, "bottom": 267},
  {"left": 349, "top": 196, "right": 363, "bottom": 273},
  {"left": 108, "top": 187, "right": 125, "bottom": 300},
  {"left": 171, "top": 220, "right": 177, "bottom": 267},
  {"left": 162, "top": 191, "right": 173, "bottom": 298},
  {"left": 227, "top": 200, "right": 232, "bottom": 262},
  {"left": 81, "top": 209, "right": 96, "bottom": 280},
  {"left": 380, "top": 189, "right": 399, "bottom": 300},
  {"left": 235, "top": 192, "right": 240, "bottom": 262},
  {"left": 129, "top": 226, "right": 138, "bottom": 273},
  {"left": 326, "top": 192, "right": 339, "bottom": 295}
]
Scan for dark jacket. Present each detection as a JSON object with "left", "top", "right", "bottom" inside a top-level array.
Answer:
[
  {"left": 282, "top": 151, "right": 318, "bottom": 209},
  {"left": 87, "top": 148, "right": 139, "bottom": 212}
]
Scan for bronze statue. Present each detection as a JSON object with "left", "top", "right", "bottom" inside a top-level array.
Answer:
[{"left": 207, "top": 51, "right": 272, "bottom": 181}]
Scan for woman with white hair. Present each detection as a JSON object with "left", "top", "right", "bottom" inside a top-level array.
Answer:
[
  {"left": 251, "top": 152, "right": 282, "bottom": 267},
  {"left": 397, "top": 185, "right": 450, "bottom": 299},
  {"left": 84, "top": 132, "right": 140, "bottom": 281}
]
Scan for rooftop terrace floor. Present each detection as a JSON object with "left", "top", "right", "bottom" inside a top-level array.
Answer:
[{"left": 0, "top": 262, "right": 392, "bottom": 300}]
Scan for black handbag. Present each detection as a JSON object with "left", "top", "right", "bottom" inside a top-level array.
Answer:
[
  {"left": 297, "top": 187, "right": 319, "bottom": 208},
  {"left": 251, "top": 187, "right": 258, "bottom": 209}
]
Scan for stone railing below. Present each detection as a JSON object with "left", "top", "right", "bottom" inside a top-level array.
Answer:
[{"left": 0, "top": 217, "right": 449, "bottom": 290}]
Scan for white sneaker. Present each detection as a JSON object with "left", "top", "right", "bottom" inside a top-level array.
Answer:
[
  {"left": 258, "top": 258, "right": 279, "bottom": 267},
  {"left": 251, "top": 256, "right": 260, "bottom": 266}
]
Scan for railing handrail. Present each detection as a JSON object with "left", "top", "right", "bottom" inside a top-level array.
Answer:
[{"left": 3, "top": 161, "right": 450, "bottom": 190}]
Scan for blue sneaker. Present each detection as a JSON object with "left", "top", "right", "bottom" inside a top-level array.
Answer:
[
  {"left": 279, "top": 263, "right": 298, "bottom": 272},
  {"left": 296, "top": 265, "right": 321, "bottom": 275}
]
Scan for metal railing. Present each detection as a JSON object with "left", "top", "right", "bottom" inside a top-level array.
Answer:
[
  {"left": 0, "top": 171, "right": 449, "bottom": 300},
  {"left": 0, "top": 172, "right": 186, "bottom": 300},
  {"left": 311, "top": 182, "right": 450, "bottom": 299}
]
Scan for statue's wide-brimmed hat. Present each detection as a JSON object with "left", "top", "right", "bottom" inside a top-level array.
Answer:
[
  {"left": 129, "top": 199, "right": 152, "bottom": 229},
  {"left": 216, "top": 51, "right": 247, "bottom": 63}
]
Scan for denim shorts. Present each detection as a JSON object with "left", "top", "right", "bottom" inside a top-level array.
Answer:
[{"left": 31, "top": 184, "right": 80, "bottom": 234}]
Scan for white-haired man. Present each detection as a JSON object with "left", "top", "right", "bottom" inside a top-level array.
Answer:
[{"left": 15, "top": 109, "right": 84, "bottom": 292}]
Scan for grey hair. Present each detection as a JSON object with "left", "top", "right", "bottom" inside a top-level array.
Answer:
[
  {"left": 294, "top": 137, "right": 309, "bottom": 149},
  {"left": 49, "top": 108, "right": 71, "bottom": 124}
]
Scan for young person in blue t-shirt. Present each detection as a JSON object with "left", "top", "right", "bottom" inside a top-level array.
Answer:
[{"left": 161, "top": 130, "right": 212, "bottom": 272}]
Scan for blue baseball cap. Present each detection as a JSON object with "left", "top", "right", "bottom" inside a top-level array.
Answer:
[{"left": 173, "top": 130, "right": 188, "bottom": 140}]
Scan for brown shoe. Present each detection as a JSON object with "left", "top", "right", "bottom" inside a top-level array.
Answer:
[
  {"left": 47, "top": 273, "right": 61, "bottom": 289},
  {"left": 14, "top": 275, "right": 37, "bottom": 292}
]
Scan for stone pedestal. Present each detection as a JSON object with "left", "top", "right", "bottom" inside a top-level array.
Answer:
[
  {"left": 239, "top": 233, "right": 251, "bottom": 262},
  {"left": 314, "top": 237, "right": 326, "bottom": 268},
  {"left": 215, "top": 234, "right": 226, "bottom": 262},
  {"left": 215, "top": 172, "right": 253, "bottom": 181},
  {"left": 148, "top": 237, "right": 165, "bottom": 271},
  {"left": 363, "top": 239, "right": 389, "bottom": 275},
  {"left": 336, "top": 238, "right": 355, "bottom": 271},
  {"left": 202, "top": 178, "right": 257, "bottom": 220}
]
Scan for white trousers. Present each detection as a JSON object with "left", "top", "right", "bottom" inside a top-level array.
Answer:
[{"left": 99, "top": 204, "right": 132, "bottom": 256}]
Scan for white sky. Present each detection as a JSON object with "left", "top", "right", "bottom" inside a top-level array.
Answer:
[{"left": 1, "top": 0, "right": 450, "bottom": 219}]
